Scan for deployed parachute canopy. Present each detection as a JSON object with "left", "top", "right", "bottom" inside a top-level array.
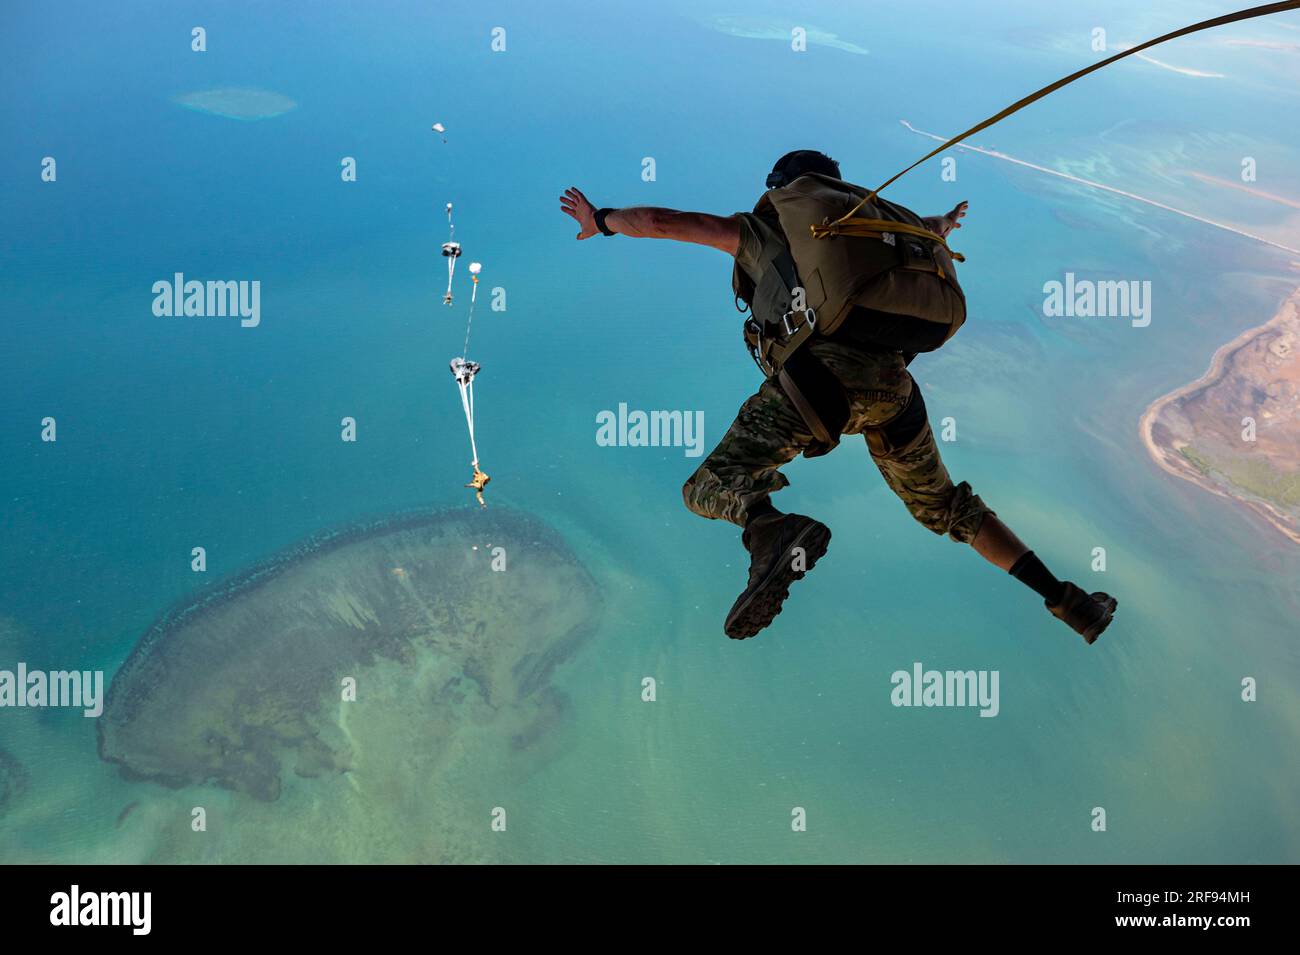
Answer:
[
  {"left": 449, "top": 356, "right": 479, "bottom": 387},
  {"left": 431, "top": 122, "right": 446, "bottom": 143}
]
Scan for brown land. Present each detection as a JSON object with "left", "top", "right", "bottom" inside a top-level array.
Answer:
[{"left": 1141, "top": 288, "right": 1300, "bottom": 544}]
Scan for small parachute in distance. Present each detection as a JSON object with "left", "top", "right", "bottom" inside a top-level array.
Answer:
[
  {"left": 431, "top": 122, "right": 446, "bottom": 143},
  {"left": 468, "top": 261, "right": 481, "bottom": 306}
]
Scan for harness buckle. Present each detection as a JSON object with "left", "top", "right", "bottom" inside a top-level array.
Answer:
[
  {"left": 744, "top": 317, "right": 775, "bottom": 377},
  {"left": 746, "top": 309, "right": 819, "bottom": 379},
  {"left": 781, "top": 307, "right": 817, "bottom": 337}
]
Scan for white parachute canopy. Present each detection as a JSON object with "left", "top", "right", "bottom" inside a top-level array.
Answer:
[
  {"left": 432, "top": 122, "right": 446, "bottom": 141},
  {"left": 468, "top": 261, "right": 481, "bottom": 306}
]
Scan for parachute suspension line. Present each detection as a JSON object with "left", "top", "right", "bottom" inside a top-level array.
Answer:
[
  {"left": 456, "top": 375, "right": 479, "bottom": 469},
  {"left": 812, "top": 1, "right": 1300, "bottom": 239},
  {"left": 449, "top": 356, "right": 483, "bottom": 470},
  {"left": 461, "top": 264, "right": 483, "bottom": 359},
  {"left": 462, "top": 293, "right": 476, "bottom": 358}
]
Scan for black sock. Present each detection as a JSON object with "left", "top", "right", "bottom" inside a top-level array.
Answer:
[
  {"left": 1009, "top": 551, "right": 1066, "bottom": 605},
  {"left": 743, "top": 497, "right": 779, "bottom": 526}
]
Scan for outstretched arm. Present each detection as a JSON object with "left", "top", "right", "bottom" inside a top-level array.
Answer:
[
  {"left": 560, "top": 187, "right": 740, "bottom": 255},
  {"left": 921, "top": 200, "right": 968, "bottom": 239}
]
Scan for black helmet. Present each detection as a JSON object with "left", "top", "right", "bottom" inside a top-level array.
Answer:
[{"left": 766, "top": 149, "right": 841, "bottom": 189}]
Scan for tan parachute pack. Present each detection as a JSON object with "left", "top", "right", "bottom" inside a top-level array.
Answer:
[{"left": 736, "top": 173, "right": 967, "bottom": 354}]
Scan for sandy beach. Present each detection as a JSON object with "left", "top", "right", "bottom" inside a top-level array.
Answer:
[{"left": 1140, "top": 287, "right": 1300, "bottom": 545}]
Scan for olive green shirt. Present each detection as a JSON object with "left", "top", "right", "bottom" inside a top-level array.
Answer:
[{"left": 733, "top": 211, "right": 786, "bottom": 284}]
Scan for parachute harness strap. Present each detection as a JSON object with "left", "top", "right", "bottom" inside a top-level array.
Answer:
[
  {"left": 462, "top": 286, "right": 477, "bottom": 358},
  {"left": 815, "top": 218, "right": 966, "bottom": 262},
  {"left": 811, "top": 1, "right": 1300, "bottom": 244}
]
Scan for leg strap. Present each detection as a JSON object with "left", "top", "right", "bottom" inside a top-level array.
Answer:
[{"left": 777, "top": 348, "right": 850, "bottom": 458}]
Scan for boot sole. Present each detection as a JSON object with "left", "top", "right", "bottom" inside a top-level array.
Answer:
[
  {"left": 1081, "top": 596, "right": 1118, "bottom": 645},
  {"left": 724, "top": 522, "right": 832, "bottom": 639}
]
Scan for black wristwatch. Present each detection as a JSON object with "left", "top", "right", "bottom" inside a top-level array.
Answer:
[{"left": 594, "top": 207, "right": 617, "bottom": 236}]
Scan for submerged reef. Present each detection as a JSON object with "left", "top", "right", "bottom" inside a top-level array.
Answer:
[
  {"left": 97, "top": 508, "right": 601, "bottom": 801},
  {"left": 172, "top": 87, "right": 298, "bottom": 120}
]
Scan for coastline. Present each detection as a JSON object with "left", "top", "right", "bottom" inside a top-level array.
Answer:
[{"left": 1139, "top": 287, "right": 1300, "bottom": 545}]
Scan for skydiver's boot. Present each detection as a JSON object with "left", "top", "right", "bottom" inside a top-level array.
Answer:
[
  {"left": 1046, "top": 582, "right": 1117, "bottom": 645},
  {"left": 724, "top": 511, "right": 831, "bottom": 640}
]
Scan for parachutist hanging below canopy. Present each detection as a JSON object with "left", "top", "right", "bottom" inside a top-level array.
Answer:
[
  {"left": 441, "top": 240, "right": 462, "bottom": 305},
  {"left": 465, "top": 465, "right": 490, "bottom": 509}
]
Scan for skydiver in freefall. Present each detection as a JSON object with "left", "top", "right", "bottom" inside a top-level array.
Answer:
[{"left": 559, "top": 150, "right": 1117, "bottom": 643}]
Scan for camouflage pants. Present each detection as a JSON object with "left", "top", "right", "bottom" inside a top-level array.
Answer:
[{"left": 682, "top": 341, "right": 992, "bottom": 542}]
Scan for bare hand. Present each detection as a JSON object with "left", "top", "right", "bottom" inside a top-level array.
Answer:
[
  {"left": 560, "top": 187, "right": 599, "bottom": 240},
  {"left": 937, "top": 200, "right": 968, "bottom": 239}
]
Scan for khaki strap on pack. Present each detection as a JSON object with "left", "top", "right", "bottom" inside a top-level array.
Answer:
[
  {"left": 820, "top": 218, "right": 966, "bottom": 263},
  {"left": 811, "top": 0, "right": 1300, "bottom": 241}
]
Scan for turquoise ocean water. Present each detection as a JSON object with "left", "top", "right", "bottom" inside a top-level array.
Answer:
[{"left": 2, "top": 0, "right": 1298, "bottom": 862}]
